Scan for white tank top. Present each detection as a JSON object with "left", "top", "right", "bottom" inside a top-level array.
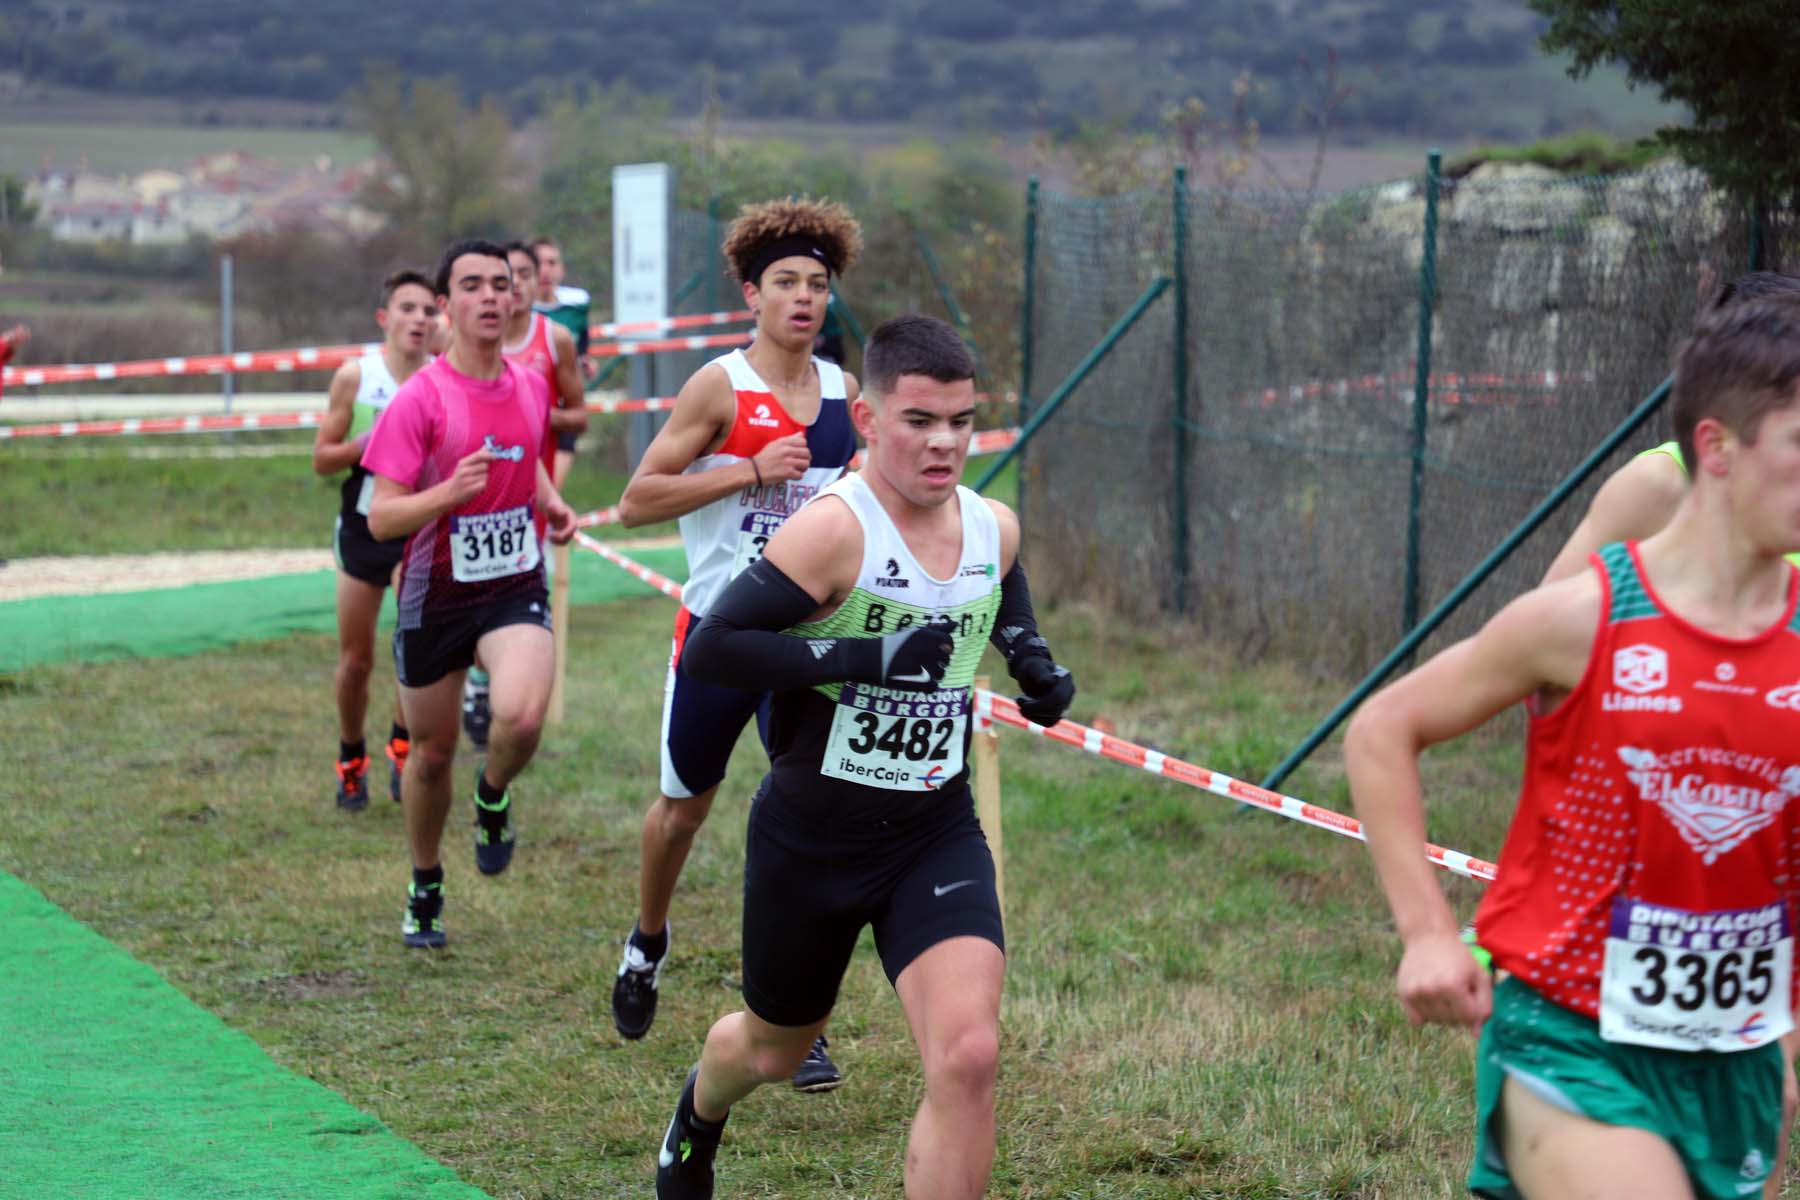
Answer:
[
  {"left": 782, "top": 474, "right": 1002, "bottom": 795},
  {"left": 677, "top": 349, "right": 856, "bottom": 616}
]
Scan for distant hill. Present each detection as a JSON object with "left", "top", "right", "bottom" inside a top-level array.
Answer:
[{"left": 1, "top": 0, "right": 1673, "bottom": 141}]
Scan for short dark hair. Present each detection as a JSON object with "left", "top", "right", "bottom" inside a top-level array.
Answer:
[
  {"left": 863, "top": 315, "right": 976, "bottom": 400},
  {"left": 1710, "top": 271, "right": 1800, "bottom": 311},
  {"left": 380, "top": 268, "right": 433, "bottom": 307},
  {"left": 1674, "top": 296, "right": 1800, "bottom": 469},
  {"left": 433, "top": 239, "right": 511, "bottom": 297},
  {"left": 501, "top": 239, "right": 538, "bottom": 267}
]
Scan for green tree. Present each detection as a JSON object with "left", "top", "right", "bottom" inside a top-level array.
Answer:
[
  {"left": 345, "top": 66, "right": 520, "bottom": 248},
  {"left": 1528, "top": 0, "right": 1800, "bottom": 202}
]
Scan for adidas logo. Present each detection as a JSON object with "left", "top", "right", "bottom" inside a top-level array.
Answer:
[{"left": 808, "top": 639, "right": 835, "bottom": 660}]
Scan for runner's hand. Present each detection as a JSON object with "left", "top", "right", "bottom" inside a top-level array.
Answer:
[
  {"left": 1396, "top": 930, "right": 1491, "bottom": 1032},
  {"left": 544, "top": 494, "right": 577, "bottom": 545},
  {"left": 753, "top": 433, "right": 811, "bottom": 485},
  {"left": 1013, "top": 656, "right": 1075, "bottom": 726},
  {"left": 868, "top": 625, "right": 954, "bottom": 691},
  {"left": 446, "top": 448, "right": 495, "bottom": 507}
]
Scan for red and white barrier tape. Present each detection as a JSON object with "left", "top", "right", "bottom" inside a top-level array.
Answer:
[
  {"left": 575, "top": 506, "right": 621, "bottom": 529},
  {"left": 972, "top": 691, "right": 1497, "bottom": 883},
  {"left": 0, "top": 410, "right": 325, "bottom": 440},
  {"left": 588, "top": 331, "right": 751, "bottom": 361},
  {"left": 590, "top": 310, "right": 752, "bottom": 339},
  {"left": 3, "top": 342, "right": 378, "bottom": 388},
  {"left": 571, "top": 537, "right": 1496, "bottom": 883},
  {"left": 1247, "top": 369, "right": 1593, "bottom": 408},
  {"left": 572, "top": 531, "right": 685, "bottom": 601},
  {"left": 586, "top": 396, "right": 679, "bottom": 415}
]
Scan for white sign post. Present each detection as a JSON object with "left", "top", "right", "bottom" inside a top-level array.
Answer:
[{"left": 613, "top": 163, "right": 671, "bottom": 469}]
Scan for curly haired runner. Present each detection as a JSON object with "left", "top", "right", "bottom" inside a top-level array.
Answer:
[{"left": 609, "top": 198, "right": 862, "bottom": 1087}]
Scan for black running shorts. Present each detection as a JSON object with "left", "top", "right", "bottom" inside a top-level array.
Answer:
[
  {"left": 391, "top": 588, "right": 552, "bottom": 689},
  {"left": 556, "top": 429, "right": 579, "bottom": 453},
  {"left": 335, "top": 512, "right": 406, "bottom": 588},
  {"left": 740, "top": 795, "right": 1004, "bottom": 1028}
]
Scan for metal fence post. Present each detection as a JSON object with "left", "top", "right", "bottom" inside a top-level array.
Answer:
[
  {"left": 1019, "top": 177, "right": 1039, "bottom": 525},
  {"left": 220, "top": 252, "right": 234, "bottom": 417},
  {"left": 1402, "top": 150, "right": 1442, "bottom": 636},
  {"left": 1171, "top": 166, "right": 1190, "bottom": 614}
]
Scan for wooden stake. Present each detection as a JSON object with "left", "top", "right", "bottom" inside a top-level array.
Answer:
[
  {"left": 548, "top": 541, "right": 571, "bottom": 723},
  {"left": 973, "top": 675, "right": 1005, "bottom": 917}
]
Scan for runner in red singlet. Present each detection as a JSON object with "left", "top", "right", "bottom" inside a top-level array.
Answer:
[
  {"left": 1348, "top": 295, "right": 1800, "bottom": 1199},
  {"left": 363, "top": 239, "right": 577, "bottom": 950}
]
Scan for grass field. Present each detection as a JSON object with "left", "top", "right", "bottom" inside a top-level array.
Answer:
[
  {"left": 0, "top": 434, "right": 1018, "bottom": 558},
  {"left": 10, "top": 440, "right": 1784, "bottom": 1198},
  {"left": 0, "top": 121, "right": 375, "bottom": 177},
  {"left": 2, "top": 578, "right": 1521, "bottom": 1198}
]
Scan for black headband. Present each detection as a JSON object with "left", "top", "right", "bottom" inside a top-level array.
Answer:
[{"left": 746, "top": 234, "right": 835, "bottom": 284}]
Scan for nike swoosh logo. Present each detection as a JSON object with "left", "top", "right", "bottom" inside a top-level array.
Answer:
[
  {"left": 658, "top": 1111, "right": 680, "bottom": 1169},
  {"left": 933, "top": 880, "right": 977, "bottom": 897},
  {"left": 892, "top": 669, "right": 935, "bottom": 684}
]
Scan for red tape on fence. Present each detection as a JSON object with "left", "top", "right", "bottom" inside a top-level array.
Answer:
[
  {"left": 587, "top": 331, "right": 751, "bottom": 361},
  {"left": 3, "top": 342, "right": 378, "bottom": 388},
  {"left": 589, "top": 310, "right": 752, "bottom": 339},
  {"left": 0, "top": 410, "right": 326, "bottom": 441},
  {"left": 571, "top": 536, "right": 1497, "bottom": 883},
  {"left": 973, "top": 691, "right": 1497, "bottom": 883}
]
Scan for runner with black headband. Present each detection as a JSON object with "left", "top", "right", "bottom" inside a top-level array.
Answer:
[{"left": 610, "top": 199, "right": 861, "bottom": 1091}]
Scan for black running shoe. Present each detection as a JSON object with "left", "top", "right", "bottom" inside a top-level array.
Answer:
[
  {"left": 461, "top": 676, "right": 491, "bottom": 750},
  {"left": 791, "top": 1035, "right": 842, "bottom": 1093},
  {"left": 655, "top": 1068, "right": 722, "bottom": 1200},
  {"left": 402, "top": 880, "right": 446, "bottom": 949},
  {"left": 335, "top": 755, "right": 370, "bottom": 812},
  {"left": 385, "top": 736, "right": 408, "bottom": 804},
  {"left": 612, "top": 929, "right": 667, "bottom": 1040},
  {"left": 473, "top": 781, "right": 514, "bottom": 876}
]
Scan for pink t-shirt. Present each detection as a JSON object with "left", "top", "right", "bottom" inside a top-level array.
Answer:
[{"left": 363, "top": 355, "right": 551, "bottom": 627}]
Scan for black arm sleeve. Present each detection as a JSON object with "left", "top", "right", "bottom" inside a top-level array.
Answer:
[
  {"left": 989, "top": 561, "right": 1054, "bottom": 678},
  {"left": 682, "top": 556, "right": 879, "bottom": 690}
]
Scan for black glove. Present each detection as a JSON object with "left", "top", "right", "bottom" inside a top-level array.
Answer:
[
  {"left": 1013, "top": 654, "right": 1075, "bottom": 726},
  {"left": 848, "top": 624, "right": 954, "bottom": 691}
]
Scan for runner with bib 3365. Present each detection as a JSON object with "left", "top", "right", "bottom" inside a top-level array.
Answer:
[{"left": 1347, "top": 295, "right": 1800, "bottom": 1200}]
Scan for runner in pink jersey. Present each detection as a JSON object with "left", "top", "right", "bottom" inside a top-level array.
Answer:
[
  {"left": 365, "top": 238, "right": 577, "bottom": 950},
  {"left": 1347, "top": 296, "right": 1800, "bottom": 1199}
]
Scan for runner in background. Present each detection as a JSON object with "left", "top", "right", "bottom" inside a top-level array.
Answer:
[
  {"left": 311, "top": 269, "right": 437, "bottom": 810},
  {"left": 530, "top": 234, "right": 592, "bottom": 487},
  {"left": 364, "top": 239, "right": 577, "bottom": 948},
  {"left": 610, "top": 198, "right": 863, "bottom": 1093}
]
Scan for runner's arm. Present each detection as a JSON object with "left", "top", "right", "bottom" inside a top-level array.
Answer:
[
  {"left": 682, "top": 498, "right": 953, "bottom": 692},
  {"left": 1541, "top": 452, "right": 1686, "bottom": 583},
  {"left": 367, "top": 450, "right": 495, "bottom": 541},
  {"left": 984, "top": 500, "right": 1077, "bottom": 726},
  {"left": 547, "top": 324, "right": 588, "bottom": 437},
  {"left": 1345, "top": 577, "right": 1596, "bottom": 1028},
  {"left": 311, "top": 360, "right": 364, "bottom": 475},
  {"left": 536, "top": 458, "right": 576, "bottom": 545}
]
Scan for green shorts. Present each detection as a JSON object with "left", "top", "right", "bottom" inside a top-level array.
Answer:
[{"left": 1471, "top": 977, "right": 1782, "bottom": 1199}]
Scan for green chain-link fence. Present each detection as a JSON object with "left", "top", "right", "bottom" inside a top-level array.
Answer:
[{"left": 1019, "top": 159, "right": 1757, "bottom": 675}]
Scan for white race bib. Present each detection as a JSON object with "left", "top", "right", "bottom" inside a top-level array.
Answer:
[
  {"left": 822, "top": 684, "right": 969, "bottom": 793},
  {"left": 450, "top": 504, "right": 540, "bottom": 583},
  {"left": 734, "top": 510, "right": 784, "bottom": 576},
  {"left": 1599, "top": 897, "right": 1793, "bottom": 1052},
  {"left": 355, "top": 473, "right": 376, "bottom": 516}
]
